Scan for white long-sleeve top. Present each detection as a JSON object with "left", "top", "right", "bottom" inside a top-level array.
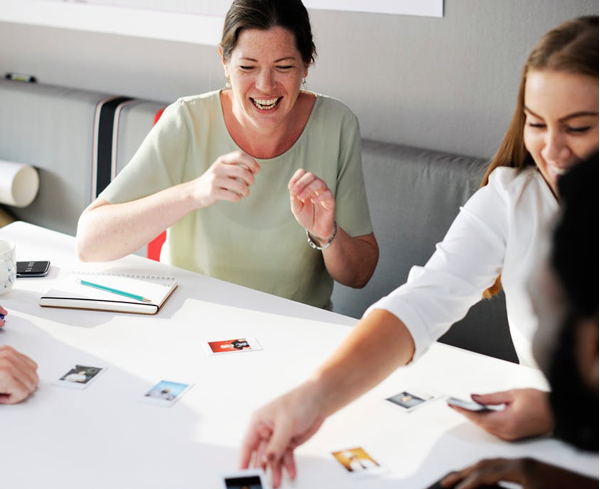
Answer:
[{"left": 367, "top": 166, "right": 559, "bottom": 367}]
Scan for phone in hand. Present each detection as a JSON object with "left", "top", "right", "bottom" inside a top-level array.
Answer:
[
  {"left": 446, "top": 396, "right": 505, "bottom": 412},
  {"left": 16, "top": 261, "right": 50, "bottom": 278}
]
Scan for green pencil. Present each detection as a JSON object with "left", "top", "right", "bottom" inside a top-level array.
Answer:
[{"left": 77, "top": 279, "right": 151, "bottom": 303}]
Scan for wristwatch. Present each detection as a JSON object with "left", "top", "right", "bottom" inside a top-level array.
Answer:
[{"left": 306, "top": 221, "right": 338, "bottom": 251}]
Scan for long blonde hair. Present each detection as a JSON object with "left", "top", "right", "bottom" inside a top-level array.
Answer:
[{"left": 482, "top": 16, "right": 599, "bottom": 299}]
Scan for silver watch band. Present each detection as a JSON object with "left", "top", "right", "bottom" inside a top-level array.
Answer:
[{"left": 306, "top": 221, "right": 338, "bottom": 251}]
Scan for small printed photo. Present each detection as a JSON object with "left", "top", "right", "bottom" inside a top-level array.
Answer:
[
  {"left": 222, "top": 469, "right": 266, "bottom": 489},
  {"left": 389, "top": 391, "right": 426, "bottom": 409},
  {"left": 205, "top": 337, "right": 262, "bottom": 355},
  {"left": 140, "top": 380, "right": 193, "bottom": 407},
  {"left": 53, "top": 365, "right": 106, "bottom": 389},
  {"left": 385, "top": 388, "right": 439, "bottom": 413},
  {"left": 331, "top": 447, "right": 387, "bottom": 477}
]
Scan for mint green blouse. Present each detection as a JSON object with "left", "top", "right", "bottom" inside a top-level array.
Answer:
[{"left": 101, "top": 91, "right": 373, "bottom": 308}]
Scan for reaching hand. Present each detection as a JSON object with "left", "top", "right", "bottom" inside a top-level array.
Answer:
[
  {"left": 0, "top": 345, "right": 39, "bottom": 404},
  {"left": 191, "top": 151, "right": 261, "bottom": 208},
  {"left": 288, "top": 169, "right": 335, "bottom": 243},
  {"left": 448, "top": 388, "right": 554, "bottom": 441},
  {"left": 240, "top": 382, "right": 327, "bottom": 488}
]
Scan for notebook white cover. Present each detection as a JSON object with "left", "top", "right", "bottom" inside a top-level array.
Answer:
[{"left": 40, "top": 272, "right": 177, "bottom": 315}]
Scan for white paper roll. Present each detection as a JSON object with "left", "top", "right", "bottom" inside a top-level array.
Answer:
[{"left": 0, "top": 159, "right": 40, "bottom": 207}]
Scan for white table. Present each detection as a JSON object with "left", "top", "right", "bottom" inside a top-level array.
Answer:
[{"left": 0, "top": 222, "right": 597, "bottom": 489}]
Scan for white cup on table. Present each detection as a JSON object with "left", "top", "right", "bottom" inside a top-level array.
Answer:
[{"left": 0, "top": 239, "right": 16, "bottom": 295}]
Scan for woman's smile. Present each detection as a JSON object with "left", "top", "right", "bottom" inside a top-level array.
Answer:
[{"left": 251, "top": 96, "right": 282, "bottom": 111}]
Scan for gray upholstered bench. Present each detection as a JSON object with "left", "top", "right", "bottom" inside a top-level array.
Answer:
[
  {"left": 332, "top": 140, "right": 516, "bottom": 362},
  {"left": 0, "top": 79, "right": 165, "bottom": 236}
]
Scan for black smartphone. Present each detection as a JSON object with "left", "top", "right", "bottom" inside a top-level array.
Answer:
[{"left": 16, "top": 261, "right": 50, "bottom": 278}]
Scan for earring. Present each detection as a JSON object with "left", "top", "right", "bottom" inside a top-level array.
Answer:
[
  {"left": 225, "top": 78, "right": 231, "bottom": 89},
  {"left": 302, "top": 78, "right": 307, "bottom": 89}
]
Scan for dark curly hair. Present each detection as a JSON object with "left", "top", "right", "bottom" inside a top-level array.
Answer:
[{"left": 547, "top": 152, "right": 599, "bottom": 452}]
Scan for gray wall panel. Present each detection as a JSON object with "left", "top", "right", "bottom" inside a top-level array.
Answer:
[
  {"left": 0, "top": 0, "right": 596, "bottom": 158},
  {"left": 0, "top": 80, "right": 110, "bottom": 235}
]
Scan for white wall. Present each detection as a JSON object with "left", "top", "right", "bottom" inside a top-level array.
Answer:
[{"left": 0, "top": 0, "right": 597, "bottom": 158}]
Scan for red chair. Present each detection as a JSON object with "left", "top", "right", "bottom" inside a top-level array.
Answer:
[{"left": 147, "top": 108, "right": 167, "bottom": 261}]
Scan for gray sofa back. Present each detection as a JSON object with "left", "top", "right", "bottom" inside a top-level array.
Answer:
[
  {"left": 0, "top": 79, "right": 165, "bottom": 236},
  {"left": 332, "top": 140, "right": 517, "bottom": 362}
]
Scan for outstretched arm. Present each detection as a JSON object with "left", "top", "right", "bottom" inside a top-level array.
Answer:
[{"left": 240, "top": 309, "right": 414, "bottom": 488}]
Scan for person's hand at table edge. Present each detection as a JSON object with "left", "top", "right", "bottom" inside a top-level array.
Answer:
[
  {"left": 440, "top": 457, "right": 599, "bottom": 489},
  {"left": 0, "top": 345, "right": 39, "bottom": 404},
  {"left": 447, "top": 388, "right": 555, "bottom": 441}
]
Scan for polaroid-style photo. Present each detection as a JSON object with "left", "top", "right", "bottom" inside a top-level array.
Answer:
[
  {"left": 222, "top": 469, "right": 267, "bottom": 489},
  {"left": 204, "top": 337, "right": 263, "bottom": 355},
  {"left": 139, "top": 380, "right": 193, "bottom": 407},
  {"left": 331, "top": 447, "right": 388, "bottom": 478},
  {"left": 385, "top": 388, "right": 440, "bottom": 413},
  {"left": 53, "top": 365, "right": 106, "bottom": 390}
]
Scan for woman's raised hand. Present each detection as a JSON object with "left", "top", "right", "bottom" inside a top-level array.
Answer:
[
  {"left": 288, "top": 169, "right": 336, "bottom": 243},
  {"left": 192, "top": 151, "right": 261, "bottom": 208}
]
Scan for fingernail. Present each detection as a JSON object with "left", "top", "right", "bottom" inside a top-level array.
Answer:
[{"left": 471, "top": 394, "right": 482, "bottom": 401}]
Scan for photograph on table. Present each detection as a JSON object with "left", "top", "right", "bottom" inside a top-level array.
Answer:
[
  {"left": 331, "top": 446, "right": 388, "bottom": 477},
  {"left": 139, "top": 380, "right": 193, "bottom": 407},
  {"left": 204, "top": 337, "right": 263, "bottom": 355},
  {"left": 53, "top": 364, "right": 106, "bottom": 389},
  {"left": 222, "top": 468, "right": 267, "bottom": 489},
  {"left": 385, "top": 388, "right": 441, "bottom": 413}
]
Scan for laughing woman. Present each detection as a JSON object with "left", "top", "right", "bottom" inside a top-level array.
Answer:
[{"left": 75, "top": 0, "right": 378, "bottom": 309}]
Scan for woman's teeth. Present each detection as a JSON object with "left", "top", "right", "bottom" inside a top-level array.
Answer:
[{"left": 252, "top": 97, "right": 279, "bottom": 110}]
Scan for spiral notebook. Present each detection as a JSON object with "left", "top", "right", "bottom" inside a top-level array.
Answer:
[{"left": 39, "top": 272, "right": 177, "bottom": 315}]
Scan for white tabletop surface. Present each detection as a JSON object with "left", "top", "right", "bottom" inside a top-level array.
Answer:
[{"left": 0, "top": 221, "right": 597, "bottom": 489}]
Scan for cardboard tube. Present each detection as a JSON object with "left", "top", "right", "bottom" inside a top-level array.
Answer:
[{"left": 0, "top": 160, "right": 39, "bottom": 207}]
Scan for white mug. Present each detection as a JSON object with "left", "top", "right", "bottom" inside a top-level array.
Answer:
[{"left": 0, "top": 239, "right": 16, "bottom": 295}]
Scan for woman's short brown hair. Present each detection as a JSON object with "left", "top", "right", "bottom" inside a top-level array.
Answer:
[{"left": 220, "top": 0, "right": 317, "bottom": 66}]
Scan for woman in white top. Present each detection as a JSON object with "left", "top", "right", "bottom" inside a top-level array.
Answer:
[{"left": 240, "top": 17, "right": 599, "bottom": 488}]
